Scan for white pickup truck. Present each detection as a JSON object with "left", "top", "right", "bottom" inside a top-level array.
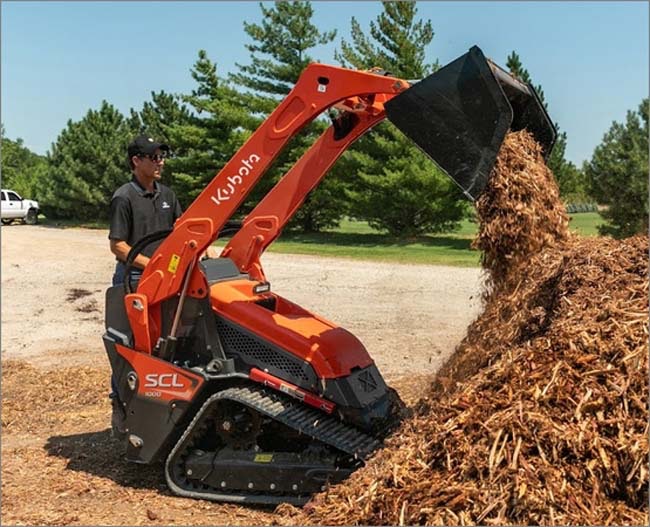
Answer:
[{"left": 1, "top": 189, "right": 39, "bottom": 225}]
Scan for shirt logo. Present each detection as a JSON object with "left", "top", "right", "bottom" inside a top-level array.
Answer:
[{"left": 162, "top": 201, "right": 170, "bottom": 209}]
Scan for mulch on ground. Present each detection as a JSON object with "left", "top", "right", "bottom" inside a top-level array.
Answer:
[
  {"left": 0, "top": 361, "right": 430, "bottom": 526},
  {"left": 276, "top": 131, "right": 649, "bottom": 526},
  {"left": 0, "top": 361, "right": 289, "bottom": 525}
]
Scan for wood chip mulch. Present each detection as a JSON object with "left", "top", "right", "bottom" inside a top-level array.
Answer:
[
  {"left": 274, "top": 131, "right": 649, "bottom": 526},
  {"left": 473, "top": 129, "right": 570, "bottom": 289},
  {"left": 1, "top": 364, "right": 277, "bottom": 526}
]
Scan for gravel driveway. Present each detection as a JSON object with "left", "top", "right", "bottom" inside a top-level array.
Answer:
[{"left": 1, "top": 225, "right": 484, "bottom": 377}]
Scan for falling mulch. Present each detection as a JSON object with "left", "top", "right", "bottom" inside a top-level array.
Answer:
[
  {"left": 277, "top": 131, "right": 649, "bottom": 525},
  {"left": 472, "top": 130, "right": 570, "bottom": 288}
]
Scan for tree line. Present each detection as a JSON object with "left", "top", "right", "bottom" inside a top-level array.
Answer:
[{"left": 2, "top": 1, "right": 647, "bottom": 238}]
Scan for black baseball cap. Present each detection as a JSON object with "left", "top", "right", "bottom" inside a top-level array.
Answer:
[{"left": 127, "top": 135, "right": 170, "bottom": 159}]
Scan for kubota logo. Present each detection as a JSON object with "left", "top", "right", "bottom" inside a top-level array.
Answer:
[
  {"left": 211, "top": 153, "right": 261, "bottom": 206},
  {"left": 144, "top": 373, "right": 184, "bottom": 388}
]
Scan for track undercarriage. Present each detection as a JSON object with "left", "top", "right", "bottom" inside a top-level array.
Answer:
[{"left": 165, "top": 385, "right": 382, "bottom": 505}]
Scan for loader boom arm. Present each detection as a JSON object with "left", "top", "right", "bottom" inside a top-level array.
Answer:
[
  {"left": 126, "top": 46, "right": 556, "bottom": 355},
  {"left": 129, "top": 64, "right": 409, "bottom": 353},
  {"left": 221, "top": 103, "right": 388, "bottom": 282}
]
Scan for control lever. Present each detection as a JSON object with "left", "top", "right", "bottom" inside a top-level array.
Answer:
[{"left": 157, "top": 254, "right": 197, "bottom": 361}]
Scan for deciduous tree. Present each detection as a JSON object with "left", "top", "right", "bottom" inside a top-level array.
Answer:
[{"left": 0, "top": 126, "right": 47, "bottom": 200}]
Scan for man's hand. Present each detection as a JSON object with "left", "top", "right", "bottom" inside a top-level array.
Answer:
[
  {"left": 201, "top": 246, "right": 219, "bottom": 261},
  {"left": 110, "top": 239, "right": 149, "bottom": 269}
]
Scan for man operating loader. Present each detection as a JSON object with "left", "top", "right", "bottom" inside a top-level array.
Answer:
[
  {"left": 109, "top": 135, "right": 183, "bottom": 287},
  {"left": 101, "top": 46, "right": 557, "bottom": 504},
  {"left": 107, "top": 135, "right": 184, "bottom": 436}
]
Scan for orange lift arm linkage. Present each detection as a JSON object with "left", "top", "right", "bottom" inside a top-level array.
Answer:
[
  {"left": 221, "top": 103, "right": 389, "bottom": 283},
  {"left": 127, "top": 63, "right": 409, "bottom": 354}
]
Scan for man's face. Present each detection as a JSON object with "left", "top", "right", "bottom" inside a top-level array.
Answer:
[{"left": 133, "top": 148, "right": 166, "bottom": 181}]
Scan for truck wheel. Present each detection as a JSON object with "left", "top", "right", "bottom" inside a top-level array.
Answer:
[
  {"left": 1, "top": 219, "right": 13, "bottom": 225},
  {"left": 24, "top": 209, "right": 38, "bottom": 225}
]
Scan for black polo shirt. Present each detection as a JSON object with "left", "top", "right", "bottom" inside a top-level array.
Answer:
[{"left": 109, "top": 178, "right": 183, "bottom": 259}]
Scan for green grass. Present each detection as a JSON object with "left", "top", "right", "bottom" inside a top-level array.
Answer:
[
  {"left": 40, "top": 217, "right": 109, "bottom": 229},
  {"left": 268, "top": 212, "right": 606, "bottom": 266},
  {"left": 567, "top": 212, "right": 605, "bottom": 237},
  {"left": 267, "top": 217, "right": 480, "bottom": 266},
  {"left": 39, "top": 211, "right": 606, "bottom": 267},
  {"left": 269, "top": 230, "right": 481, "bottom": 266}
]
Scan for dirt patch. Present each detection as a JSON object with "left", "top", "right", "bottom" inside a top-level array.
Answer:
[
  {"left": 66, "top": 288, "right": 94, "bottom": 302},
  {"left": 1, "top": 226, "right": 482, "bottom": 372}
]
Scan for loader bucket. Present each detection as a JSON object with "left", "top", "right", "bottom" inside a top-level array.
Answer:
[{"left": 385, "top": 45, "right": 556, "bottom": 200}]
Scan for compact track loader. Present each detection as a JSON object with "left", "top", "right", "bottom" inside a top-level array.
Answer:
[{"left": 103, "top": 45, "right": 555, "bottom": 505}]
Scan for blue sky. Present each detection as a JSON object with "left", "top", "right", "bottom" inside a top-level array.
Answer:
[{"left": 1, "top": 1, "right": 648, "bottom": 166}]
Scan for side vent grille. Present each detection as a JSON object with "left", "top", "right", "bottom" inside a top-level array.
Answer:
[{"left": 216, "top": 317, "right": 315, "bottom": 385}]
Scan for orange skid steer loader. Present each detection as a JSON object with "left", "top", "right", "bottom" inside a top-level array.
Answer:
[{"left": 103, "top": 46, "right": 555, "bottom": 505}]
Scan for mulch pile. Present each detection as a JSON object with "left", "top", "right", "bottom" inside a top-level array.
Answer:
[{"left": 277, "top": 131, "right": 649, "bottom": 525}]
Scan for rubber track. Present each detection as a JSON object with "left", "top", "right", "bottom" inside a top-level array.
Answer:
[{"left": 164, "top": 385, "right": 382, "bottom": 505}]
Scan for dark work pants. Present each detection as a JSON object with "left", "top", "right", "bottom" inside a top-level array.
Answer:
[{"left": 110, "top": 262, "right": 142, "bottom": 396}]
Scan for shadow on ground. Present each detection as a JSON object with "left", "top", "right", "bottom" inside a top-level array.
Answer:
[
  {"left": 45, "top": 429, "right": 168, "bottom": 493},
  {"left": 44, "top": 430, "right": 280, "bottom": 512}
]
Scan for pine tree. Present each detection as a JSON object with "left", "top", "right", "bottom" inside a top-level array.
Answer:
[
  {"left": 334, "top": 1, "right": 464, "bottom": 237},
  {"left": 584, "top": 98, "right": 648, "bottom": 237},
  {"left": 335, "top": 1, "right": 437, "bottom": 77},
  {"left": 128, "top": 90, "right": 192, "bottom": 145},
  {"left": 230, "top": 1, "right": 342, "bottom": 232},
  {"left": 41, "top": 101, "right": 130, "bottom": 220},
  {"left": 128, "top": 89, "right": 201, "bottom": 208},
  {"left": 160, "top": 50, "right": 252, "bottom": 208},
  {"left": 505, "top": 51, "right": 544, "bottom": 101},
  {"left": 230, "top": 1, "right": 336, "bottom": 113},
  {"left": 506, "top": 51, "right": 586, "bottom": 199}
]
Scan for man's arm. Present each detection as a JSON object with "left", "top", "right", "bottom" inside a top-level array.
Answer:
[{"left": 110, "top": 239, "right": 150, "bottom": 269}]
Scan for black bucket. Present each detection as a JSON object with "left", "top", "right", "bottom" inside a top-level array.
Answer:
[{"left": 384, "top": 45, "right": 556, "bottom": 200}]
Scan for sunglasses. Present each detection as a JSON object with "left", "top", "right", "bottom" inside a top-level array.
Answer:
[{"left": 139, "top": 153, "right": 168, "bottom": 162}]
